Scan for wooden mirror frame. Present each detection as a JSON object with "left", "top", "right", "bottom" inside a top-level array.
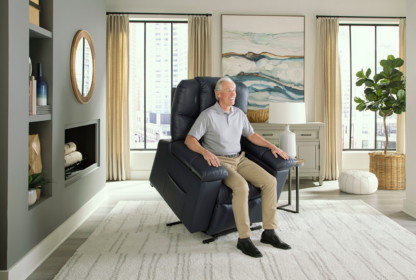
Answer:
[{"left": 70, "top": 30, "right": 96, "bottom": 104}]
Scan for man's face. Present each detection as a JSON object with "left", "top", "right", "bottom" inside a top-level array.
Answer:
[{"left": 216, "top": 81, "right": 236, "bottom": 108}]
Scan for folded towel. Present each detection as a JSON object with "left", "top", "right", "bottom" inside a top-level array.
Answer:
[
  {"left": 64, "top": 142, "right": 76, "bottom": 155},
  {"left": 65, "top": 151, "right": 82, "bottom": 167}
]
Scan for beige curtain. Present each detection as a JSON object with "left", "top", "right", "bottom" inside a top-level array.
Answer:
[
  {"left": 188, "top": 15, "right": 212, "bottom": 78},
  {"left": 397, "top": 19, "right": 406, "bottom": 154},
  {"left": 106, "top": 15, "right": 130, "bottom": 181},
  {"left": 314, "top": 18, "right": 342, "bottom": 180}
]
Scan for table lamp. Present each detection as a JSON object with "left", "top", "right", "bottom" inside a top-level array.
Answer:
[{"left": 268, "top": 102, "right": 306, "bottom": 158}]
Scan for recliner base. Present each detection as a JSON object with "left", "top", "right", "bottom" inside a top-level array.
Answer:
[
  {"left": 165, "top": 220, "right": 262, "bottom": 244},
  {"left": 202, "top": 225, "right": 262, "bottom": 244}
]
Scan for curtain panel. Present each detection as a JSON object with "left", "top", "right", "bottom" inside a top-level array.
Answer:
[
  {"left": 106, "top": 14, "right": 131, "bottom": 181},
  {"left": 397, "top": 19, "right": 406, "bottom": 154},
  {"left": 314, "top": 18, "right": 342, "bottom": 180},
  {"left": 188, "top": 15, "right": 212, "bottom": 79}
]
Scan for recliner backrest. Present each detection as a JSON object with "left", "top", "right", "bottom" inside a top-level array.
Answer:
[{"left": 171, "top": 77, "right": 249, "bottom": 142}]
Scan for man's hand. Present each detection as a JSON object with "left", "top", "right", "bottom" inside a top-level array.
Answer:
[
  {"left": 202, "top": 150, "right": 221, "bottom": 167},
  {"left": 271, "top": 145, "right": 289, "bottom": 160}
]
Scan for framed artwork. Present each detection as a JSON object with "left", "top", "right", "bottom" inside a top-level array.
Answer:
[{"left": 222, "top": 15, "right": 305, "bottom": 122}]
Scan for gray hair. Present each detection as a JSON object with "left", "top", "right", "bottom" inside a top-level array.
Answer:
[{"left": 214, "top": 77, "right": 236, "bottom": 101}]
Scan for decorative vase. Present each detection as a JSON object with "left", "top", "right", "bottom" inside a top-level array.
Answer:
[
  {"left": 29, "top": 189, "right": 37, "bottom": 206},
  {"left": 36, "top": 63, "right": 47, "bottom": 106}
]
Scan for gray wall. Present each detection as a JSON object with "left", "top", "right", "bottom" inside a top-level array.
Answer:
[
  {"left": 0, "top": 0, "right": 9, "bottom": 271},
  {"left": 5, "top": 0, "right": 106, "bottom": 269}
]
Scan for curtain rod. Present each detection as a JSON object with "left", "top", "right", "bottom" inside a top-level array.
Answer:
[
  {"left": 107, "top": 12, "right": 212, "bottom": 16},
  {"left": 316, "top": 15, "right": 405, "bottom": 19}
]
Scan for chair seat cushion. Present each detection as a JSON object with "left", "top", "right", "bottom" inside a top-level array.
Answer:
[
  {"left": 217, "top": 181, "right": 262, "bottom": 204},
  {"left": 338, "top": 170, "right": 378, "bottom": 194}
]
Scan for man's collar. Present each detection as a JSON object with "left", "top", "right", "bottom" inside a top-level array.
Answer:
[{"left": 214, "top": 102, "right": 234, "bottom": 114}]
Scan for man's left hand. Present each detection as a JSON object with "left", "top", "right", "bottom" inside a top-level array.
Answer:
[{"left": 271, "top": 146, "right": 289, "bottom": 160}]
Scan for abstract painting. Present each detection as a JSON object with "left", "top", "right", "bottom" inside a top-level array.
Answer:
[{"left": 222, "top": 15, "right": 305, "bottom": 121}]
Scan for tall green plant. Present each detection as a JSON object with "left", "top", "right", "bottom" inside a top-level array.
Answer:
[{"left": 354, "top": 55, "right": 406, "bottom": 154}]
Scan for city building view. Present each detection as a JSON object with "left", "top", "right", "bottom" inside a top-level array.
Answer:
[
  {"left": 129, "top": 22, "right": 188, "bottom": 149},
  {"left": 339, "top": 25, "right": 399, "bottom": 150}
]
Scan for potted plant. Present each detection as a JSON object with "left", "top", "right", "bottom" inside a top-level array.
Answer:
[
  {"left": 354, "top": 55, "right": 406, "bottom": 190},
  {"left": 28, "top": 172, "right": 52, "bottom": 205}
]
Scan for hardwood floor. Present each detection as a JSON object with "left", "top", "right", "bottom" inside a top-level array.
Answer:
[{"left": 27, "top": 179, "right": 416, "bottom": 280}]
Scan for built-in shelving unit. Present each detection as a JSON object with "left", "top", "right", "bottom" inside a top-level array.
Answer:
[
  {"left": 29, "top": 23, "right": 52, "bottom": 39},
  {"left": 29, "top": 114, "right": 51, "bottom": 122},
  {"left": 28, "top": 2, "right": 53, "bottom": 210}
]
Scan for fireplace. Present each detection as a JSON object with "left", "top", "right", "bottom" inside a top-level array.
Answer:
[{"left": 65, "top": 120, "right": 100, "bottom": 183}]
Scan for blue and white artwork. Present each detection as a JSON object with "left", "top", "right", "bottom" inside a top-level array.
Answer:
[{"left": 222, "top": 15, "right": 305, "bottom": 111}]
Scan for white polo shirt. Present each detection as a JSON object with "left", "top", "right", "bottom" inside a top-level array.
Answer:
[{"left": 188, "top": 102, "right": 254, "bottom": 156}]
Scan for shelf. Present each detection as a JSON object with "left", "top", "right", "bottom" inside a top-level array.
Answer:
[
  {"left": 29, "top": 23, "right": 52, "bottom": 39},
  {"left": 29, "top": 114, "right": 51, "bottom": 123},
  {"left": 28, "top": 195, "right": 51, "bottom": 211}
]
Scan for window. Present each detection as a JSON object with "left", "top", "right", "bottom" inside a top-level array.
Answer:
[
  {"left": 362, "top": 140, "right": 369, "bottom": 149},
  {"left": 129, "top": 21, "right": 188, "bottom": 150},
  {"left": 339, "top": 24, "right": 399, "bottom": 150}
]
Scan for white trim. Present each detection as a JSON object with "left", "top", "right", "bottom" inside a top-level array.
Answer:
[
  {"left": 131, "top": 170, "right": 151, "bottom": 180},
  {"left": 403, "top": 198, "right": 416, "bottom": 219},
  {"left": 0, "top": 187, "right": 108, "bottom": 280}
]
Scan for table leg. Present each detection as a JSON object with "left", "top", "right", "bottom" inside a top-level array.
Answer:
[
  {"left": 288, "top": 168, "right": 292, "bottom": 205},
  {"left": 296, "top": 166, "right": 299, "bottom": 213}
]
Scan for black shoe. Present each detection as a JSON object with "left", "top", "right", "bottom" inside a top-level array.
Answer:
[
  {"left": 237, "top": 238, "right": 263, "bottom": 258},
  {"left": 260, "top": 231, "right": 291, "bottom": 250}
]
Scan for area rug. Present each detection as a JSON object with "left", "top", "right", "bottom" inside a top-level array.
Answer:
[{"left": 54, "top": 201, "right": 416, "bottom": 280}]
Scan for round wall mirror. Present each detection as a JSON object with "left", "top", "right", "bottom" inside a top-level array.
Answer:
[{"left": 70, "top": 30, "right": 96, "bottom": 104}]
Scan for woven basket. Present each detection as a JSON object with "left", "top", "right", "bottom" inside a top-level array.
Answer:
[
  {"left": 247, "top": 108, "right": 269, "bottom": 123},
  {"left": 368, "top": 152, "right": 406, "bottom": 190}
]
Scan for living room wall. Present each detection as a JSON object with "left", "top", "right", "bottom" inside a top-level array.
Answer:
[
  {"left": 1, "top": 0, "right": 106, "bottom": 272},
  {"left": 106, "top": 0, "right": 406, "bottom": 178}
]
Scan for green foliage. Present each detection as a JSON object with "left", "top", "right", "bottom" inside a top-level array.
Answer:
[
  {"left": 355, "top": 55, "right": 406, "bottom": 154},
  {"left": 28, "top": 172, "right": 53, "bottom": 190}
]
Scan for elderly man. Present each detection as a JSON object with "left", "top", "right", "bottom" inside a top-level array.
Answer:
[{"left": 184, "top": 77, "right": 291, "bottom": 258}]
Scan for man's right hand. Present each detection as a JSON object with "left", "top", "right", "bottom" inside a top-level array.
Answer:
[{"left": 202, "top": 150, "right": 221, "bottom": 167}]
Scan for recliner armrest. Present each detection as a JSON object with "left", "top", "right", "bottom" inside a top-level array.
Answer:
[
  {"left": 171, "top": 141, "right": 228, "bottom": 182},
  {"left": 240, "top": 136, "right": 297, "bottom": 171}
]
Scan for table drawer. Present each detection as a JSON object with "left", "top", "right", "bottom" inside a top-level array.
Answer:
[
  {"left": 295, "top": 130, "right": 318, "bottom": 139},
  {"left": 256, "top": 129, "right": 281, "bottom": 140}
]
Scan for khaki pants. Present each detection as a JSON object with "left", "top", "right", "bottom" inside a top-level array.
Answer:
[{"left": 218, "top": 152, "right": 278, "bottom": 238}]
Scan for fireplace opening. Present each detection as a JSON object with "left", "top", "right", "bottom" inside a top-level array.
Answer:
[{"left": 65, "top": 123, "right": 98, "bottom": 180}]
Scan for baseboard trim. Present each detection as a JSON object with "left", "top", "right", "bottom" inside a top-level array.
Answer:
[
  {"left": 403, "top": 198, "right": 416, "bottom": 219},
  {"left": 131, "top": 170, "right": 151, "bottom": 180},
  {"left": 0, "top": 186, "right": 108, "bottom": 280}
]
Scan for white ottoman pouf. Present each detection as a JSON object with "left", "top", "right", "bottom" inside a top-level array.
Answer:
[{"left": 338, "top": 170, "right": 378, "bottom": 194}]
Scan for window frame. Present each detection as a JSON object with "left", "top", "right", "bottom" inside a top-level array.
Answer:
[
  {"left": 340, "top": 23, "right": 399, "bottom": 152},
  {"left": 129, "top": 20, "right": 187, "bottom": 151}
]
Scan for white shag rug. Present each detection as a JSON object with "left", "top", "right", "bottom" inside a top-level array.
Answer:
[{"left": 54, "top": 201, "right": 416, "bottom": 280}]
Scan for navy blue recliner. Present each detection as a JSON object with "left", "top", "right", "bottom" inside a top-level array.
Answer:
[{"left": 149, "top": 77, "right": 296, "bottom": 242}]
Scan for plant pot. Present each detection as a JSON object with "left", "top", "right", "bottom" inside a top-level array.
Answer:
[
  {"left": 36, "top": 188, "right": 41, "bottom": 200},
  {"left": 369, "top": 152, "right": 406, "bottom": 190},
  {"left": 29, "top": 189, "right": 37, "bottom": 206}
]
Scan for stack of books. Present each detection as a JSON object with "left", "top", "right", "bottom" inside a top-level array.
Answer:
[
  {"left": 29, "top": 76, "right": 37, "bottom": 115},
  {"left": 36, "top": 105, "right": 51, "bottom": 115}
]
